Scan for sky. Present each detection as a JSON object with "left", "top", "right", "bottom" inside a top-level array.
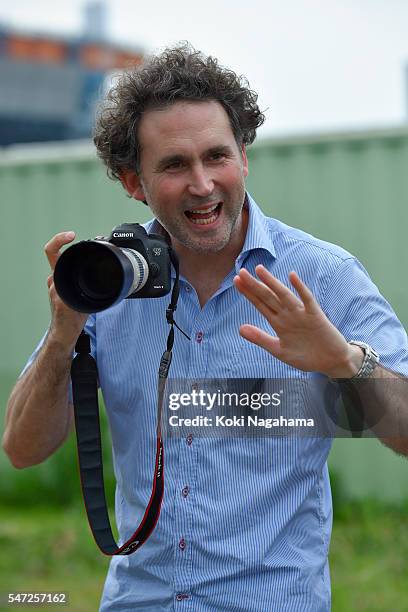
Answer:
[{"left": 1, "top": 0, "right": 408, "bottom": 139}]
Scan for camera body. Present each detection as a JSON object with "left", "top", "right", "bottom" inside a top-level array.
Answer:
[{"left": 103, "top": 223, "right": 171, "bottom": 298}]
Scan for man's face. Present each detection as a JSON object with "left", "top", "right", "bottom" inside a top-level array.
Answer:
[{"left": 125, "top": 100, "right": 248, "bottom": 254}]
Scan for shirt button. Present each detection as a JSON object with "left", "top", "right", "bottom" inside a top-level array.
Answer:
[
  {"left": 182, "top": 486, "right": 189, "bottom": 498},
  {"left": 195, "top": 331, "right": 203, "bottom": 343},
  {"left": 175, "top": 593, "right": 189, "bottom": 601},
  {"left": 186, "top": 433, "right": 193, "bottom": 445},
  {"left": 191, "top": 382, "right": 198, "bottom": 392},
  {"left": 185, "top": 285, "right": 192, "bottom": 293},
  {"left": 178, "top": 537, "right": 186, "bottom": 551}
]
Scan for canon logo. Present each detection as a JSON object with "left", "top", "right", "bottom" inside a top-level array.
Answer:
[{"left": 113, "top": 232, "right": 134, "bottom": 238}]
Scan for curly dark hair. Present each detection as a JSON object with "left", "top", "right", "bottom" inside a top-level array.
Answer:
[{"left": 93, "top": 42, "right": 265, "bottom": 180}]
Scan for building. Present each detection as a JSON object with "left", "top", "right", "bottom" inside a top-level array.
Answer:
[{"left": 0, "top": 23, "right": 143, "bottom": 145}]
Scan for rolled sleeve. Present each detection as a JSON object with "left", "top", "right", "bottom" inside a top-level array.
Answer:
[{"left": 322, "top": 257, "right": 408, "bottom": 375}]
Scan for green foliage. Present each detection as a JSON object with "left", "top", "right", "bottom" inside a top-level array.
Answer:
[
  {"left": 0, "top": 506, "right": 110, "bottom": 611},
  {"left": 330, "top": 501, "right": 408, "bottom": 611},
  {"left": 328, "top": 467, "right": 349, "bottom": 516},
  {"left": 1, "top": 395, "right": 116, "bottom": 509},
  {"left": 0, "top": 503, "right": 407, "bottom": 611}
]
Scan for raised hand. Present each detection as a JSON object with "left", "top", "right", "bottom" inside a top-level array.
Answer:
[{"left": 233, "top": 265, "right": 363, "bottom": 378}]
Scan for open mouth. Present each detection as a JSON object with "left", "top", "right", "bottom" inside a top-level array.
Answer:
[{"left": 184, "top": 202, "right": 222, "bottom": 225}]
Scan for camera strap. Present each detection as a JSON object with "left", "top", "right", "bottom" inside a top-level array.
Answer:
[{"left": 71, "top": 248, "right": 187, "bottom": 555}]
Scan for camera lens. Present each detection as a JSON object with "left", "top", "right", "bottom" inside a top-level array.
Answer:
[
  {"left": 77, "top": 252, "right": 122, "bottom": 301},
  {"left": 54, "top": 241, "right": 148, "bottom": 313}
]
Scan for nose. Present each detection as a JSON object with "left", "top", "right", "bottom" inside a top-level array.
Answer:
[{"left": 187, "top": 164, "right": 214, "bottom": 197}]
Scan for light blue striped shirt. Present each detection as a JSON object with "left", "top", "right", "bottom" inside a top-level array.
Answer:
[{"left": 23, "top": 194, "right": 408, "bottom": 611}]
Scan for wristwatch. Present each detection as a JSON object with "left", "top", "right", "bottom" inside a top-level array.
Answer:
[{"left": 348, "top": 340, "right": 380, "bottom": 378}]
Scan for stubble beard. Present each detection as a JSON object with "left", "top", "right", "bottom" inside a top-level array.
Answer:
[
  {"left": 168, "top": 207, "right": 242, "bottom": 254},
  {"left": 143, "top": 184, "right": 246, "bottom": 254}
]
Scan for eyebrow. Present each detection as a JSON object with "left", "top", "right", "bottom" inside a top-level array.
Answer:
[{"left": 154, "top": 145, "right": 234, "bottom": 172}]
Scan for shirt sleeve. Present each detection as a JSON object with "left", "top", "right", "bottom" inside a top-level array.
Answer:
[
  {"left": 18, "top": 314, "right": 97, "bottom": 403},
  {"left": 322, "top": 257, "right": 408, "bottom": 376}
]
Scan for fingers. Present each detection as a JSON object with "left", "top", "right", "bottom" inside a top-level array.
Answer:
[
  {"left": 236, "top": 265, "right": 317, "bottom": 314},
  {"left": 44, "top": 231, "right": 75, "bottom": 271},
  {"left": 234, "top": 268, "right": 282, "bottom": 314},
  {"left": 288, "top": 271, "right": 317, "bottom": 312},
  {"left": 47, "top": 272, "right": 59, "bottom": 309},
  {"left": 234, "top": 278, "right": 278, "bottom": 326},
  {"left": 254, "top": 266, "right": 301, "bottom": 308},
  {"left": 43, "top": 232, "right": 88, "bottom": 347}
]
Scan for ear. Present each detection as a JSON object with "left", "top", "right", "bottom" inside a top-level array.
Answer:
[
  {"left": 120, "top": 170, "right": 146, "bottom": 201},
  {"left": 241, "top": 144, "right": 249, "bottom": 178}
]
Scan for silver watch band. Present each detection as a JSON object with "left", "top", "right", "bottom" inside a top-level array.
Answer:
[{"left": 348, "top": 340, "right": 380, "bottom": 378}]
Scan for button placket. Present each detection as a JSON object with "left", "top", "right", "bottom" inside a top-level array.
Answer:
[
  {"left": 175, "top": 593, "right": 189, "bottom": 601},
  {"left": 174, "top": 305, "right": 214, "bottom": 603},
  {"left": 173, "top": 435, "right": 196, "bottom": 602}
]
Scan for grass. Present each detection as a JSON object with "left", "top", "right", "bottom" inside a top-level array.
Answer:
[
  {"left": 0, "top": 505, "right": 110, "bottom": 611},
  {"left": 331, "top": 500, "right": 408, "bottom": 611},
  {"left": 0, "top": 501, "right": 407, "bottom": 611}
]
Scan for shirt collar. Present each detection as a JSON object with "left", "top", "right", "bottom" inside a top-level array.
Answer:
[
  {"left": 146, "top": 191, "right": 276, "bottom": 275},
  {"left": 235, "top": 192, "right": 276, "bottom": 271}
]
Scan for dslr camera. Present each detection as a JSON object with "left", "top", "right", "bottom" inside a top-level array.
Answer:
[{"left": 54, "top": 223, "right": 172, "bottom": 313}]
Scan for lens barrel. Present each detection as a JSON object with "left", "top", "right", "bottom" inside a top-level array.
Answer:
[{"left": 54, "top": 241, "right": 148, "bottom": 313}]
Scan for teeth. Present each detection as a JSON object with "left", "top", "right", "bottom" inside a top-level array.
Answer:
[
  {"left": 189, "top": 203, "right": 218, "bottom": 214},
  {"left": 190, "top": 212, "right": 218, "bottom": 225}
]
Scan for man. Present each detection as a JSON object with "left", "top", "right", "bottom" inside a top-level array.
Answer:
[{"left": 3, "top": 44, "right": 408, "bottom": 611}]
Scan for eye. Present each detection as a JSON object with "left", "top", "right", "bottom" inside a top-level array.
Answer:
[
  {"left": 209, "top": 152, "right": 226, "bottom": 161},
  {"left": 165, "top": 160, "right": 184, "bottom": 171}
]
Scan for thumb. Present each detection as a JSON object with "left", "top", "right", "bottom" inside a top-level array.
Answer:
[{"left": 239, "top": 324, "right": 282, "bottom": 357}]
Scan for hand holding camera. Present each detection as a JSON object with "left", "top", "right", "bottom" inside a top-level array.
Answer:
[{"left": 44, "top": 231, "right": 89, "bottom": 352}]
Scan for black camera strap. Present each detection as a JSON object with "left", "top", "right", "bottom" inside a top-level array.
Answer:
[{"left": 71, "top": 248, "right": 187, "bottom": 555}]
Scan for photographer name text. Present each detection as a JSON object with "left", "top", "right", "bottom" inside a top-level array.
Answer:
[{"left": 168, "top": 415, "right": 315, "bottom": 429}]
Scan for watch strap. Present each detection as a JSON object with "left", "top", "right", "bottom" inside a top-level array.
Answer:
[{"left": 348, "top": 340, "right": 380, "bottom": 378}]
